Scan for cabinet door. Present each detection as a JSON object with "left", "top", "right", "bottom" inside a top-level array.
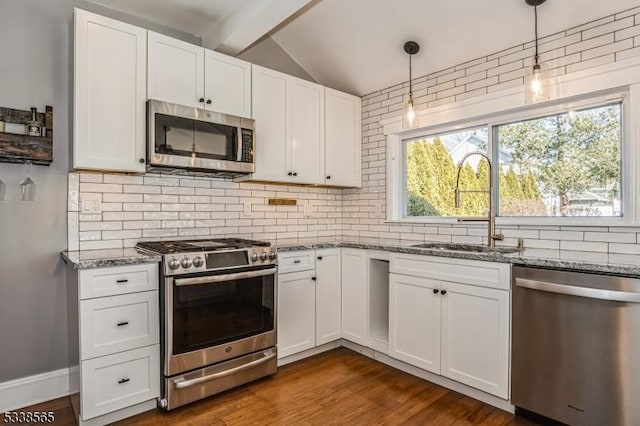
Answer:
[
  {"left": 440, "top": 281, "right": 510, "bottom": 399},
  {"left": 147, "top": 31, "right": 204, "bottom": 108},
  {"left": 315, "top": 249, "right": 341, "bottom": 345},
  {"left": 73, "top": 8, "right": 146, "bottom": 173},
  {"left": 204, "top": 50, "right": 252, "bottom": 118},
  {"left": 389, "top": 273, "right": 441, "bottom": 374},
  {"left": 289, "top": 77, "right": 325, "bottom": 185},
  {"left": 325, "top": 88, "right": 362, "bottom": 187},
  {"left": 277, "top": 270, "right": 315, "bottom": 358},
  {"left": 251, "top": 66, "right": 289, "bottom": 182},
  {"left": 341, "top": 249, "right": 368, "bottom": 346}
]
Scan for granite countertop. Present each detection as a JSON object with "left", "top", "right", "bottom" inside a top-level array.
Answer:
[
  {"left": 272, "top": 237, "right": 640, "bottom": 276},
  {"left": 61, "top": 248, "right": 162, "bottom": 269}
]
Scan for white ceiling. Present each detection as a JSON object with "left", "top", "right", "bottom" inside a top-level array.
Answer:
[
  {"left": 86, "top": 0, "right": 640, "bottom": 96},
  {"left": 271, "top": 0, "right": 640, "bottom": 95},
  {"left": 86, "top": 0, "right": 247, "bottom": 36}
]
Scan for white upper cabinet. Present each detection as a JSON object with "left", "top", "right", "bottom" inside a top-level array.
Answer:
[
  {"left": 147, "top": 32, "right": 204, "bottom": 108},
  {"left": 147, "top": 34, "right": 251, "bottom": 118},
  {"left": 251, "top": 66, "right": 289, "bottom": 182},
  {"left": 249, "top": 65, "right": 325, "bottom": 185},
  {"left": 73, "top": 8, "right": 147, "bottom": 173},
  {"left": 204, "top": 50, "right": 252, "bottom": 118},
  {"left": 325, "top": 88, "right": 362, "bottom": 187},
  {"left": 289, "top": 78, "right": 325, "bottom": 184}
]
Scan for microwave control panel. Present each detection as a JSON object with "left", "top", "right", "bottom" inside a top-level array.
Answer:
[{"left": 241, "top": 129, "right": 254, "bottom": 163}]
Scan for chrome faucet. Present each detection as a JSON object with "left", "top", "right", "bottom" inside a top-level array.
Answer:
[{"left": 454, "top": 151, "right": 504, "bottom": 248}]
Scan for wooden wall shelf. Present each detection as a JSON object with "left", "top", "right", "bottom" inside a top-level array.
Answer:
[{"left": 0, "top": 106, "right": 52, "bottom": 165}]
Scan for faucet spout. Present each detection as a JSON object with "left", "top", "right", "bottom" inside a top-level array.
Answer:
[{"left": 453, "top": 151, "right": 503, "bottom": 248}]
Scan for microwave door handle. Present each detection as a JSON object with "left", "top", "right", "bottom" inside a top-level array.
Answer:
[
  {"left": 174, "top": 268, "right": 277, "bottom": 286},
  {"left": 236, "top": 127, "right": 242, "bottom": 162}
]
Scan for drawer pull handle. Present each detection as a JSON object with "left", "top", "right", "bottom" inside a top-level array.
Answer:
[
  {"left": 293, "top": 260, "right": 301, "bottom": 264},
  {"left": 116, "top": 279, "right": 128, "bottom": 284},
  {"left": 118, "top": 378, "right": 130, "bottom": 384},
  {"left": 117, "top": 321, "right": 129, "bottom": 327},
  {"left": 311, "top": 277, "right": 316, "bottom": 281}
]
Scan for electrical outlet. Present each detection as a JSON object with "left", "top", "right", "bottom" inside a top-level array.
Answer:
[
  {"left": 243, "top": 201, "right": 252, "bottom": 217},
  {"left": 80, "top": 193, "right": 102, "bottom": 213}
]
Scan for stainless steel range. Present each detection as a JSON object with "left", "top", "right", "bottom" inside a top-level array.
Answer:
[{"left": 136, "top": 238, "right": 278, "bottom": 410}]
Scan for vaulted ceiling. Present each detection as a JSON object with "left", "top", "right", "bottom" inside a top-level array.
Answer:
[{"left": 88, "top": 0, "right": 640, "bottom": 96}]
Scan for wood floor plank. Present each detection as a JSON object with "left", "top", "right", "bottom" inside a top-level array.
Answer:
[{"left": 12, "top": 348, "right": 538, "bottom": 425}]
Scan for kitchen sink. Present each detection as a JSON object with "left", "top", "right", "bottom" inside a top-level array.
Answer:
[{"left": 410, "top": 242, "right": 518, "bottom": 254}]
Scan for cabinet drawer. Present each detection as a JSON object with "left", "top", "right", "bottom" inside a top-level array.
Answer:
[
  {"left": 390, "top": 253, "right": 510, "bottom": 290},
  {"left": 81, "top": 345, "right": 160, "bottom": 420},
  {"left": 277, "top": 250, "right": 316, "bottom": 273},
  {"left": 80, "top": 291, "right": 159, "bottom": 360},
  {"left": 79, "top": 263, "right": 158, "bottom": 299}
]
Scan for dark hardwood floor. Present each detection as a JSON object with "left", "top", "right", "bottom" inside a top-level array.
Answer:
[{"left": 12, "top": 348, "right": 537, "bottom": 425}]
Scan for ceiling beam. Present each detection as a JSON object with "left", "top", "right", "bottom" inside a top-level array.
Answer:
[{"left": 203, "top": 0, "right": 312, "bottom": 56}]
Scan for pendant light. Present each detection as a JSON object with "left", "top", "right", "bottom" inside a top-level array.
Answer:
[
  {"left": 403, "top": 41, "right": 420, "bottom": 129},
  {"left": 525, "top": 0, "right": 549, "bottom": 104}
]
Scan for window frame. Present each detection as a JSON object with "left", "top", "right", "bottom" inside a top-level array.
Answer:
[{"left": 386, "top": 79, "right": 640, "bottom": 226}]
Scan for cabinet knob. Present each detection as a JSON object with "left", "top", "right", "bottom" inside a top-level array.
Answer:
[
  {"left": 139, "top": 158, "right": 145, "bottom": 164},
  {"left": 288, "top": 172, "right": 293, "bottom": 176},
  {"left": 326, "top": 176, "right": 331, "bottom": 180},
  {"left": 311, "top": 277, "right": 316, "bottom": 281},
  {"left": 441, "top": 290, "right": 447, "bottom": 295},
  {"left": 206, "top": 99, "right": 212, "bottom": 104},
  {"left": 317, "top": 256, "right": 323, "bottom": 260},
  {"left": 292, "top": 172, "right": 298, "bottom": 177},
  {"left": 433, "top": 289, "right": 439, "bottom": 294},
  {"left": 199, "top": 98, "right": 205, "bottom": 103}
]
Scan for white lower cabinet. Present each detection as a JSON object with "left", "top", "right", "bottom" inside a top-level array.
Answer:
[
  {"left": 315, "top": 249, "right": 342, "bottom": 345},
  {"left": 389, "top": 253, "right": 511, "bottom": 399},
  {"left": 389, "top": 274, "right": 441, "bottom": 374},
  {"left": 277, "top": 269, "right": 316, "bottom": 358},
  {"left": 81, "top": 345, "right": 160, "bottom": 420},
  {"left": 341, "top": 248, "right": 368, "bottom": 346},
  {"left": 440, "top": 281, "right": 510, "bottom": 399},
  {"left": 67, "top": 262, "right": 160, "bottom": 424}
]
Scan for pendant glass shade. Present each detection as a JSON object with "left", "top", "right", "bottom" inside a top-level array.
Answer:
[
  {"left": 403, "top": 94, "right": 418, "bottom": 129},
  {"left": 525, "top": 62, "right": 549, "bottom": 104}
]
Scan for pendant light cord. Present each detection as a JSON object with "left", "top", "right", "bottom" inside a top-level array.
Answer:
[
  {"left": 409, "top": 53, "right": 413, "bottom": 100},
  {"left": 534, "top": 3, "right": 539, "bottom": 65}
]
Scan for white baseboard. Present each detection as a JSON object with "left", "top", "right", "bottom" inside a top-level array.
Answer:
[{"left": 0, "top": 366, "right": 78, "bottom": 413}]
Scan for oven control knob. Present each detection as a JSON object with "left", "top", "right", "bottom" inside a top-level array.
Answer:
[
  {"left": 168, "top": 259, "right": 180, "bottom": 270},
  {"left": 192, "top": 256, "right": 204, "bottom": 268},
  {"left": 181, "top": 257, "right": 193, "bottom": 268},
  {"left": 251, "top": 252, "right": 259, "bottom": 262},
  {"left": 268, "top": 251, "right": 277, "bottom": 261},
  {"left": 259, "top": 251, "right": 267, "bottom": 261}
]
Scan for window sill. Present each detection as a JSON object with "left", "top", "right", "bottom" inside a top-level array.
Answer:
[{"left": 385, "top": 217, "right": 636, "bottom": 228}]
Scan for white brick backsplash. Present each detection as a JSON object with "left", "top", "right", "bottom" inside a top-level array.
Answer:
[
  {"left": 67, "top": 8, "right": 640, "bottom": 261},
  {"left": 80, "top": 183, "right": 122, "bottom": 193}
]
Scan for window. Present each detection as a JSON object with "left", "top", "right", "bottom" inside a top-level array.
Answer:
[
  {"left": 495, "top": 103, "right": 621, "bottom": 217},
  {"left": 402, "top": 100, "right": 623, "bottom": 220}
]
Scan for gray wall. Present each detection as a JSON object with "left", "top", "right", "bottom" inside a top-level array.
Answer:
[
  {"left": 0, "top": 0, "right": 199, "bottom": 383},
  {"left": 238, "top": 36, "right": 316, "bottom": 82}
]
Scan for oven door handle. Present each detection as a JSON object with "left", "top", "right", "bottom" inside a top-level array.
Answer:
[
  {"left": 173, "top": 350, "right": 277, "bottom": 389},
  {"left": 174, "top": 268, "right": 277, "bottom": 286}
]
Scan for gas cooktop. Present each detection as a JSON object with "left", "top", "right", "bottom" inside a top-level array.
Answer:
[{"left": 136, "top": 238, "right": 270, "bottom": 254}]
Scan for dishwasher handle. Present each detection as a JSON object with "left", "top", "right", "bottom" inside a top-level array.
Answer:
[{"left": 515, "top": 278, "right": 640, "bottom": 303}]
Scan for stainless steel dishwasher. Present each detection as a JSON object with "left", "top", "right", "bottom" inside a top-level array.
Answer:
[{"left": 512, "top": 266, "right": 640, "bottom": 426}]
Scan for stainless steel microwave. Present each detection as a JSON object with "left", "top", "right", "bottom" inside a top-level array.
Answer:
[{"left": 147, "top": 100, "right": 255, "bottom": 175}]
